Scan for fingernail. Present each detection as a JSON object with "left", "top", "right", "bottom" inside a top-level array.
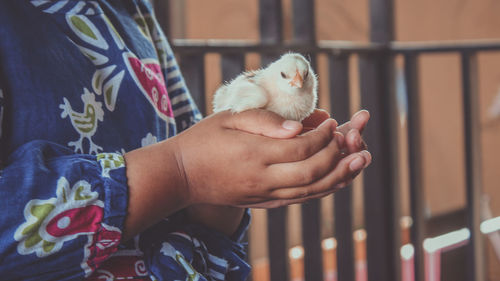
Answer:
[
  {"left": 336, "top": 182, "right": 347, "bottom": 189},
  {"left": 361, "top": 150, "right": 372, "bottom": 165},
  {"left": 331, "top": 119, "right": 338, "bottom": 129},
  {"left": 282, "top": 120, "right": 301, "bottom": 130},
  {"left": 349, "top": 156, "right": 365, "bottom": 172}
]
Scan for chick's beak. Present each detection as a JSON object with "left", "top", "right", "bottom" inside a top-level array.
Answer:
[{"left": 289, "top": 69, "right": 303, "bottom": 88}]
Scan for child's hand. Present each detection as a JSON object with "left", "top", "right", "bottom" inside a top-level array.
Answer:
[
  {"left": 173, "top": 109, "right": 369, "bottom": 208},
  {"left": 122, "top": 109, "right": 370, "bottom": 240},
  {"left": 303, "top": 109, "right": 369, "bottom": 154},
  {"left": 185, "top": 109, "right": 371, "bottom": 237},
  {"left": 301, "top": 109, "right": 371, "bottom": 188},
  {"left": 301, "top": 108, "right": 331, "bottom": 133},
  {"left": 337, "top": 110, "right": 370, "bottom": 154}
]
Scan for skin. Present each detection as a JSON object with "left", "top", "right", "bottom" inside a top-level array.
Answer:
[
  {"left": 122, "top": 109, "right": 371, "bottom": 240},
  {"left": 186, "top": 109, "right": 371, "bottom": 236}
]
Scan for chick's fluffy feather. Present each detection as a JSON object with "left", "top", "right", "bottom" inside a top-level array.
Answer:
[{"left": 213, "top": 53, "right": 317, "bottom": 121}]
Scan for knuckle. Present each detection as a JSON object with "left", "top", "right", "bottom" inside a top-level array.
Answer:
[
  {"left": 296, "top": 188, "right": 310, "bottom": 198},
  {"left": 240, "top": 173, "right": 265, "bottom": 192},
  {"left": 255, "top": 109, "right": 280, "bottom": 124},
  {"left": 342, "top": 165, "right": 358, "bottom": 182},
  {"left": 300, "top": 169, "right": 315, "bottom": 184},
  {"left": 238, "top": 151, "right": 251, "bottom": 163},
  {"left": 320, "top": 128, "right": 332, "bottom": 142},
  {"left": 271, "top": 200, "right": 285, "bottom": 208},
  {"left": 301, "top": 166, "right": 323, "bottom": 184},
  {"left": 296, "top": 143, "right": 313, "bottom": 160},
  {"left": 238, "top": 146, "right": 260, "bottom": 163}
]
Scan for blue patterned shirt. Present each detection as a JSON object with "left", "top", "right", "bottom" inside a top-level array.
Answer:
[{"left": 0, "top": 1, "right": 250, "bottom": 280}]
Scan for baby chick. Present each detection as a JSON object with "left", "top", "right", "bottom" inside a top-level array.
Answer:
[{"left": 213, "top": 53, "right": 318, "bottom": 121}]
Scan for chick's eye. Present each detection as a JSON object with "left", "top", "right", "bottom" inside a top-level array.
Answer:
[{"left": 280, "top": 72, "right": 287, "bottom": 79}]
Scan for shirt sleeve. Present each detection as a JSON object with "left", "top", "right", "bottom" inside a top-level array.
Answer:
[
  {"left": 0, "top": 140, "right": 129, "bottom": 280},
  {"left": 140, "top": 210, "right": 251, "bottom": 281},
  {"left": 164, "top": 40, "right": 203, "bottom": 133},
  {"left": 135, "top": 0, "right": 203, "bottom": 133}
]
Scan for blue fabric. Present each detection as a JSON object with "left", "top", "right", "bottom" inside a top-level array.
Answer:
[{"left": 0, "top": 1, "right": 249, "bottom": 280}]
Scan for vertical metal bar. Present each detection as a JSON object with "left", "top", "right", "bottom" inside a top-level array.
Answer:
[
  {"left": 179, "top": 55, "right": 206, "bottom": 116},
  {"left": 404, "top": 53, "right": 425, "bottom": 281},
  {"left": 359, "top": 53, "right": 400, "bottom": 281},
  {"left": 220, "top": 53, "right": 248, "bottom": 275},
  {"left": 330, "top": 53, "right": 355, "bottom": 281},
  {"left": 301, "top": 201, "right": 323, "bottom": 281},
  {"left": 292, "top": 1, "right": 322, "bottom": 280},
  {"left": 461, "top": 52, "right": 485, "bottom": 281},
  {"left": 259, "top": 0, "right": 283, "bottom": 44},
  {"left": 153, "top": 0, "right": 171, "bottom": 40},
  {"left": 362, "top": 0, "right": 400, "bottom": 280},
  {"left": 292, "top": 0, "right": 315, "bottom": 44},
  {"left": 259, "top": 1, "right": 288, "bottom": 281},
  {"left": 369, "top": 0, "right": 394, "bottom": 44},
  {"left": 221, "top": 54, "right": 245, "bottom": 82},
  {"left": 266, "top": 207, "right": 288, "bottom": 281},
  {"left": 301, "top": 54, "right": 322, "bottom": 281},
  {"left": 263, "top": 52, "right": 289, "bottom": 281}
]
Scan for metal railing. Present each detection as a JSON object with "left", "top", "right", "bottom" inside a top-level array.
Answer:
[{"left": 155, "top": 0, "right": 497, "bottom": 280}]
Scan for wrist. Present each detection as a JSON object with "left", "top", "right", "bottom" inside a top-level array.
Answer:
[
  {"left": 186, "top": 204, "right": 245, "bottom": 237},
  {"left": 122, "top": 139, "right": 190, "bottom": 240}
]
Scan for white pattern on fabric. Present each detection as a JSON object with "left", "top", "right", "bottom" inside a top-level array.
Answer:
[
  {"left": 97, "top": 153, "right": 125, "bottom": 178},
  {"left": 66, "top": 1, "right": 86, "bottom": 14},
  {"left": 92, "top": 65, "right": 116, "bottom": 95},
  {"left": 43, "top": 0, "right": 68, "bottom": 13},
  {"left": 66, "top": 14, "right": 109, "bottom": 50},
  {"left": 30, "top": 0, "right": 51, "bottom": 7},
  {"left": 141, "top": 133, "right": 158, "bottom": 147},
  {"left": 102, "top": 14, "right": 126, "bottom": 50},
  {"left": 60, "top": 88, "right": 104, "bottom": 154},
  {"left": 75, "top": 44, "right": 109, "bottom": 66}
]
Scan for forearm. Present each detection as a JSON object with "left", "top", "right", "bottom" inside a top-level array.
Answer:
[{"left": 123, "top": 139, "right": 189, "bottom": 241}]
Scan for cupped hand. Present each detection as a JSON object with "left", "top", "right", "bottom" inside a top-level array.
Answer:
[
  {"left": 123, "top": 109, "right": 371, "bottom": 239},
  {"left": 337, "top": 110, "right": 370, "bottom": 153},
  {"left": 173, "top": 109, "right": 368, "bottom": 209},
  {"left": 304, "top": 109, "right": 370, "bottom": 154}
]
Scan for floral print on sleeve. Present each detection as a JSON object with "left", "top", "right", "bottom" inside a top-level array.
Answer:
[{"left": 14, "top": 176, "right": 122, "bottom": 276}]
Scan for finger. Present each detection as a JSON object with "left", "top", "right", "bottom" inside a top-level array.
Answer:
[
  {"left": 263, "top": 118, "right": 338, "bottom": 164},
  {"left": 335, "top": 150, "right": 372, "bottom": 187},
  {"left": 302, "top": 109, "right": 330, "bottom": 130},
  {"left": 336, "top": 109, "right": 370, "bottom": 135},
  {"left": 240, "top": 188, "right": 337, "bottom": 208},
  {"left": 346, "top": 129, "right": 369, "bottom": 153},
  {"left": 244, "top": 151, "right": 371, "bottom": 208},
  {"left": 349, "top": 110, "right": 370, "bottom": 134},
  {"left": 361, "top": 150, "right": 372, "bottom": 167},
  {"left": 345, "top": 129, "right": 367, "bottom": 153},
  {"left": 267, "top": 152, "right": 367, "bottom": 201},
  {"left": 265, "top": 132, "right": 345, "bottom": 187},
  {"left": 223, "top": 109, "right": 303, "bottom": 139}
]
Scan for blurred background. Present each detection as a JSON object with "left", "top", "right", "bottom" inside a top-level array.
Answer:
[{"left": 153, "top": 0, "right": 500, "bottom": 280}]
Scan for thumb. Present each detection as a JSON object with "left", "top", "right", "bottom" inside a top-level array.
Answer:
[{"left": 223, "top": 109, "right": 303, "bottom": 139}]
